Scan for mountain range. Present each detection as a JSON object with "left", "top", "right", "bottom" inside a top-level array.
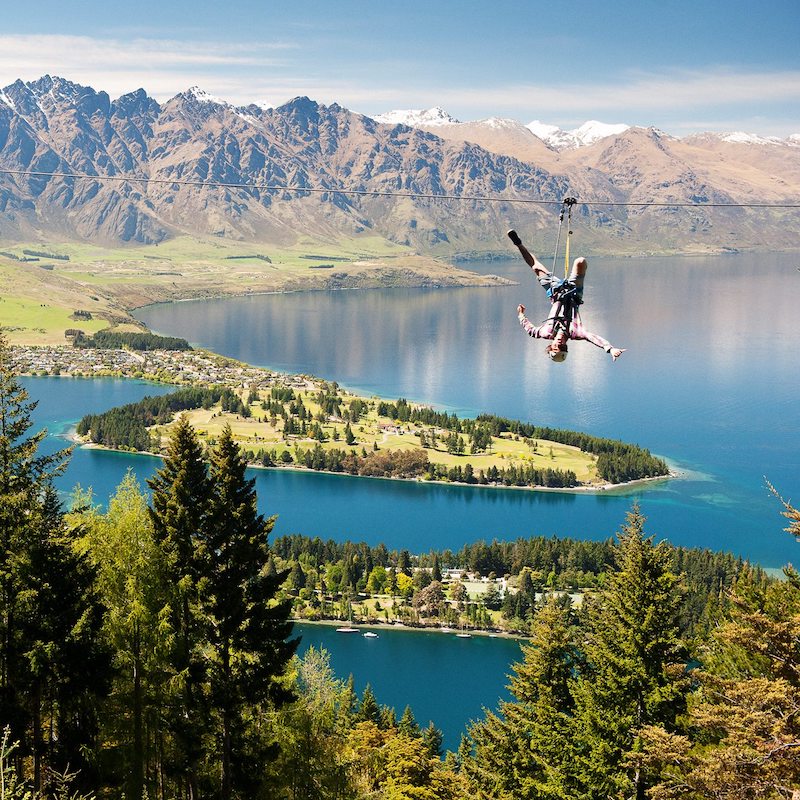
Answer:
[{"left": 1, "top": 75, "right": 799, "bottom": 256}]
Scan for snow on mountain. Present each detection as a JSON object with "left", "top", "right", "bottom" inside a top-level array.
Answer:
[
  {"left": 373, "top": 107, "right": 461, "bottom": 127},
  {"left": 572, "top": 120, "right": 631, "bottom": 145},
  {"left": 525, "top": 120, "right": 577, "bottom": 150},
  {"left": 184, "top": 86, "right": 227, "bottom": 106},
  {"left": 475, "top": 116, "right": 529, "bottom": 131},
  {"left": 373, "top": 108, "right": 631, "bottom": 149},
  {"left": 527, "top": 119, "right": 630, "bottom": 150},
  {"left": 370, "top": 106, "right": 797, "bottom": 151},
  {"left": 721, "top": 131, "right": 791, "bottom": 146},
  {"left": 0, "top": 89, "right": 16, "bottom": 112}
]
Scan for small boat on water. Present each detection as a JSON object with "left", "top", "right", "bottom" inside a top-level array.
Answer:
[
  {"left": 362, "top": 631, "right": 379, "bottom": 639},
  {"left": 336, "top": 626, "right": 359, "bottom": 633},
  {"left": 456, "top": 632, "right": 472, "bottom": 638}
]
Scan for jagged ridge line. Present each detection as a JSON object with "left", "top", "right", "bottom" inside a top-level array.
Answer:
[{"left": 1, "top": 168, "right": 799, "bottom": 209}]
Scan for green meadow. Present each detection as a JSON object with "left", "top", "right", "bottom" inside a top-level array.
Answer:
[{"left": 1, "top": 235, "right": 499, "bottom": 344}]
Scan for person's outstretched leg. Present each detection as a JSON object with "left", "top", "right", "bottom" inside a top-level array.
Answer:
[
  {"left": 569, "top": 256, "right": 588, "bottom": 297},
  {"left": 508, "top": 230, "right": 548, "bottom": 278}
]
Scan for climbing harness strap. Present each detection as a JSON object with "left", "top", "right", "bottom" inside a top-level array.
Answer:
[
  {"left": 550, "top": 197, "right": 577, "bottom": 278},
  {"left": 541, "top": 196, "right": 581, "bottom": 337}
]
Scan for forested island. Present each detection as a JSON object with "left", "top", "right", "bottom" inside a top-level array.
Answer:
[
  {"left": 3, "top": 334, "right": 798, "bottom": 800},
  {"left": 76, "top": 381, "right": 669, "bottom": 490}
]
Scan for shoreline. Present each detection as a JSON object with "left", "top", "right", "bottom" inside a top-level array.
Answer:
[
  {"left": 14, "top": 346, "right": 674, "bottom": 496},
  {"left": 291, "top": 616, "right": 529, "bottom": 642},
  {"left": 67, "top": 427, "right": 677, "bottom": 496}
]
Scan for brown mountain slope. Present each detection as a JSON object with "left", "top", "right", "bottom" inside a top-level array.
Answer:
[{"left": 1, "top": 76, "right": 798, "bottom": 257}]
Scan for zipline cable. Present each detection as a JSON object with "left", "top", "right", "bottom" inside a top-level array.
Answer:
[{"left": 1, "top": 168, "right": 800, "bottom": 208}]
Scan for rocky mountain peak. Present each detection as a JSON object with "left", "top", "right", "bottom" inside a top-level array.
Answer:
[
  {"left": 183, "top": 86, "right": 227, "bottom": 106},
  {"left": 373, "top": 107, "right": 461, "bottom": 127},
  {"left": 25, "top": 74, "right": 111, "bottom": 115},
  {"left": 0, "top": 75, "right": 797, "bottom": 253},
  {"left": 112, "top": 88, "right": 161, "bottom": 120}
]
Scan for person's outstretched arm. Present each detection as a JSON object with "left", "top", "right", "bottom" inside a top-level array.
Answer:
[
  {"left": 579, "top": 327, "right": 626, "bottom": 360},
  {"left": 569, "top": 314, "right": 625, "bottom": 359},
  {"left": 517, "top": 304, "right": 546, "bottom": 338}
]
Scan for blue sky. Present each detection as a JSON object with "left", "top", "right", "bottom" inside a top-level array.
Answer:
[{"left": 2, "top": 0, "right": 798, "bottom": 136}]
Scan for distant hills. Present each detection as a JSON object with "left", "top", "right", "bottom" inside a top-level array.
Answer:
[{"left": 1, "top": 75, "right": 799, "bottom": 255}]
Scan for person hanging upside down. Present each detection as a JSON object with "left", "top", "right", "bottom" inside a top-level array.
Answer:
[{"left": 508, "top": 229, "right": 625, "bottom": 363}]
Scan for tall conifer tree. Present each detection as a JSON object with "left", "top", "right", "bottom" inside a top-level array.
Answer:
[
  {"left": 466, "top": 595, "right": 579, "bottom": 800},
  {"left": 203, "top": 424, "right": 297, "bottom": 799},
  {"left": 79, "top": 472, "right": 171, "bottom": 800},
  {"left": 147, "top": 414, "right": 210, "bottom": 800},
  {"left": 0, "top": 336, "right": 109, "bottom": 792},
  {"left": 570, "top": 505, "right": 688, "bottom": 800},
  {"left": 640, "top": 491, "right": 800, "bottom": 798}
]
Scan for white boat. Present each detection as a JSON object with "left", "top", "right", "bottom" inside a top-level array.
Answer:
[
  {"left": 336, "top": 626, "right": 359, "bottom": 633},
  {"left": 362, "top": 631, "right": 379, "bottom": 639},
  {"left": 456, "top": 623, "right": 472, "bottom": 638}
]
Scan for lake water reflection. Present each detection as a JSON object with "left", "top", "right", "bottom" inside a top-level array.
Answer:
[{"left": 136, "top": 253, "right": 800, "bottom": 568}]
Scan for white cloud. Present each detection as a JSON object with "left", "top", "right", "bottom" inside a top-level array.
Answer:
[
  {"left": 390, "top": 68, "right": 800, "bottom": 116},
  {"left": 0, "top": 34, "right": 797, "bottom": 136},
  {"left": 0, "top": 34, "right": 297, "bottom": 102}
]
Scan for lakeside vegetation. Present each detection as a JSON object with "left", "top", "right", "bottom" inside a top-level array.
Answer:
[
  {"left": 3, "top": 336, "right": 799, "bottom": 800},
  {"left": 76, "top": 381, "right": 668, "bottom": 489},
  {"left": 72, "top": 330, "right": 192, "bottom": 351},
  {"left": 272, "top": 531, "right": 761, "bottom": 641}
]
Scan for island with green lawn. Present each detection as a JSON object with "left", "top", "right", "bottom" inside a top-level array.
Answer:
[{"left": 63, "top": 354, "right": 669, "bottom": 490}]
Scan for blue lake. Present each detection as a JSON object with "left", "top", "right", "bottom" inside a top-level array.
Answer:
[
  {"left": 134, "top": 252, "right": 800, "bottom": 569},
  {"left": 293, "top": 623, "right": 524, "bottom": 751},
  {"left": 20, "top": 250, "right": 800, "bottom": 750}
]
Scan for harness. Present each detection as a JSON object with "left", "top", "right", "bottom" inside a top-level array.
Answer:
[
  {"left": 547, "top": 197, "right": 581, "bottom": 339},
  {"left": 546, "top": 279, "right": 583, "bottom": 339}
]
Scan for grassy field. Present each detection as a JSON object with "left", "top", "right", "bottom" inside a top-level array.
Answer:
[
  {"left": 155, "top": 385, "right": 600, "bottom": 485},
  {"left": 0, "top": 260, "right": 143, "bottom": 345},
  {"left": 1, "top": 235, "right": 511, "bottom": 345}
]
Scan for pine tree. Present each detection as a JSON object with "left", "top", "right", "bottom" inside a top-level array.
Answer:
[
  {"left": 147, "top": 414, "right": 210, "bottom": 800},
  {"left": 421, "top": 721, "right": 444, "bottom": 759},
  {"left": 398, "top": 705, "right": 421, "bottom": 738},
  {"left": 0, "top": 337, "right": 109, "bottom": 792},
  {"left": 397, "top": 549, "right": 412, "bottom": 577},
  {"left": 466, "top": 595, "right": 579, "bottom": 800},
  {"left": 357, "top": 684, "right": 381, "bottom": 726},
  {"left": 203, "top": 424, "right": 298, "bottom": 799},
  {"left": 640, "top": 490, "right": 800, "bottom": 798},
  {"left": 570, "top": 505, "right": 689, "bottom": 800},
  {"left": 19, "top": 487, "right": 110, "bottom": 794}
]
